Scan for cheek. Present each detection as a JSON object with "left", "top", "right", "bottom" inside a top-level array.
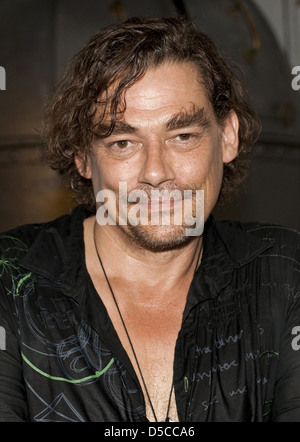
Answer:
[
  {"left": 88, "top": 153, "right": 109, "bottom": 195},
  {"left": 90, "top": 156, "right": 137, "bottom": 194},
  {"left": 203, "top": 147, "right": 224, "bottom": 197},
  {"left": 178, "top": 144, "right": 224, "bottom": 219},
  {"left": 177, "top": 144, "right": 223, "bottom": 188},
  {"left": 202, "top": 147, "right": 224, "bottom": 215}
]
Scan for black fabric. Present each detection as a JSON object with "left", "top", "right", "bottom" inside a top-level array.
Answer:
[{"left": 0, "top": 206, "right": 299, "bottom": 422}]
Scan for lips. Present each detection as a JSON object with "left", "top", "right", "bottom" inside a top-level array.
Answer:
[
  {"left": 147, "top": 198, "right": 182, "bottom": 211},
  {"left": 126, "top": 195, "right": 188, "bottom": 213}
]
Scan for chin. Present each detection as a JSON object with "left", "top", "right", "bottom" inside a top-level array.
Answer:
[{"left": 125, "top": 224, "right": 195, "bottom": 252}]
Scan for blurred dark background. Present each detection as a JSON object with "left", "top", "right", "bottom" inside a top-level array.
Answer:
[{"left": 0, "top": 0, "right": 299, "bottom": 232}]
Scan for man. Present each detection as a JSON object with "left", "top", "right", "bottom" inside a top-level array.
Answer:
[{"left": 0, "top": 17, "right": 299, "bottom": 422}]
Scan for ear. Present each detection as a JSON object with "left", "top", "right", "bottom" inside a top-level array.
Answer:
[
  {"left": 75, "top": 153, "right": 92, "bottom": 179},
  {"left": 221, "top": 110, "right": 239, "bottom": 164}
]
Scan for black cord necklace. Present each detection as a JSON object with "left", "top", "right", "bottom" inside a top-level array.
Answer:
[{"left": 93, "top": 222, "right": 202, "bottom": 422}]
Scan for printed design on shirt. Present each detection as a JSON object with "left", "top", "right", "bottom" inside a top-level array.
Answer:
[
  {"left": 21, "top": 350, "right": 115, "bottom": 384},
  {"left": 0, "top": 234, "right": 34, "bottom": 297},
  {"left": 21, "top": 303, "right": 144, "bottom": 418},
  {"left": 259, "top": 350, "right": 279, "bottom": 418},
  {"left": 33, "top": 392, "right": 84, "bottom": 422},
  {"left": 25, "top": 379, "right": 85, "bottom": 422},
  {"left": 0, "top": 244, "right": 144, "bottom": 421},
  {"left": 21, "top": 313, "right": 117, "bottom": 386},
  {"left": 190, "top": 321, "right": 279, "bottom": 420},
  {"left": 0, "top": 233, "right": 144, "bottom": 419}
]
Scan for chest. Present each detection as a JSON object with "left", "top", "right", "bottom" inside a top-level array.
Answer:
[
  {"left": 89, "top": 264, "right": 189, "bottom": 421},
  {"left": 108, "top": 302, "right": 183, "bottom": 421}
]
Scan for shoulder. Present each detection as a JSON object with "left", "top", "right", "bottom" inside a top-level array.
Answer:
[
  {"left": 243, "top": 222, "right": 300, "bottom": 263},
  {"left": 0, "top": 205, "right": 91, "bottom": 253},
  {"left": 0, "top": 206, "right": 90, "bottom": 297},
  {"left": 237, "top": 221, "right": 300, "bottom": 289},
  {"left": 212, "top": 217, "right": 300, "bottom": 275},
  {"left": 216, "top": 217, "right": 299, "bottom": 253},
  {"left": 217, "top": 220, "right": 300, "bottom": 319},
  {"left": 0, "top": 215, "right": 68, "bottom": 261}
]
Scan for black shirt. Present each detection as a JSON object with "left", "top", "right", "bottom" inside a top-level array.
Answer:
[{"left": 0, "top": 206, "right": 300, "bottom": 422}]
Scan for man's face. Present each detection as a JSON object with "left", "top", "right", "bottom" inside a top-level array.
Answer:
[{"left": 78, "top": 62, "right": 239, "bottom": 251}]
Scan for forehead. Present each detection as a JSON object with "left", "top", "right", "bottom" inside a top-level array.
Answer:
[
  {"left": 123, "top": 62, "right": 210, "bottom": 114},
  {"left": 93, "top": 62, "right": 215, "bottom": 135}
]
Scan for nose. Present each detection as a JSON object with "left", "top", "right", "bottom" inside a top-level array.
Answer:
[{"left": 138, "top": 141, "right": 174, "bottom": 187}]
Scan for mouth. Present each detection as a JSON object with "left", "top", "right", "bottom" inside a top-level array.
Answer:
[{"left": 136, "top": 198, "right": 182, "bottom": 213}]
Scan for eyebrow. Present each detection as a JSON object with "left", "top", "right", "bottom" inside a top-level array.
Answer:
[
  {"left": 95, "top": 106, "right": 211, "bottom": 138},
  {"left": 166, "top": 107, "right": 211, "bottom": 131},
  {"left": 94, "top": 120, "right": 136, "bottom": 138}
]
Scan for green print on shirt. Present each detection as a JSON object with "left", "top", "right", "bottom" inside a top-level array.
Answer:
[
  {"left": 0, "top": 234, "right": 34, "bottom": 297},
  {"left": 21, "top": 351, "right": 115, "bottom": 384}
]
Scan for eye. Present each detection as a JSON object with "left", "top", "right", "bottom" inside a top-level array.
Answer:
[
  {"left": 167, "top": 132, "right": 202, "bottom": 150},
  {"left": 177, "top": 134, "right": 193, "bottom": 141},
  {"left": 106, "top": 138, "right": 141, "bottom": 156},
  {"left": 115, "top": 140, "right": 130, "bottom": 149},
  {"left": 173, "top": 133, "right": 197, "bottom": 143}
]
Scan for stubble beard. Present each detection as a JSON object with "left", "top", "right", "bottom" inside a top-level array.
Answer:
[
  {"left": 117, "top": 200, "right": 199, "bottom": 251},
  {"left": 123, "top": 222, "right": 193, "bottom": 252},
  {"left": 101, "top": 183, "right": 204, "bottom": 252}
]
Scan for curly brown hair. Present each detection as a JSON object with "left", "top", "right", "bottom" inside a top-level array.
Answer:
[{"left": 42, "top": 16, "right": 261, "bottom": 212}]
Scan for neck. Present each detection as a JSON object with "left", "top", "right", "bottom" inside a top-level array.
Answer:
[{"left": 84, "top": 216, "right": 203, "bottom": 303}]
